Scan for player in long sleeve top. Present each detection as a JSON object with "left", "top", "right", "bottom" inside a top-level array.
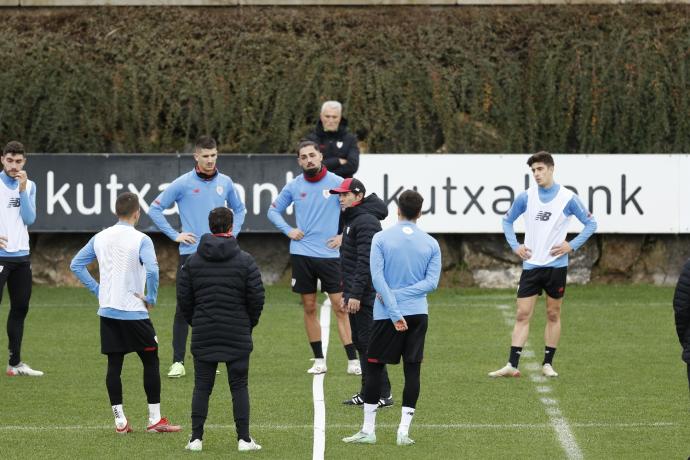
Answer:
[
  {"left": 267, "top": 139, "right": 358, "bottom": 376},
  {"left": 489, "top": 151, "right": 597, "bottom": 379},
  {"left": 343, "top": 190, "right": 441, "bottom": 447},
  {"left": 0, "top": 141, "right": 42, "bottom": 377},
  {"left": 70, "top": 192, "right": 180, "bottom": 435},
  {"left": 148, "top": 136, "right": 246, "bottom": 378}
]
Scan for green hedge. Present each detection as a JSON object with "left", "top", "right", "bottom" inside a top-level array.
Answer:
[{"left": 0, "top": 6, "right": 687, "bottom": 153}]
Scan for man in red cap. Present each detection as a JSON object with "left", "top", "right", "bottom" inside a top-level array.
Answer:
[{"left": 330, "top": 178, "right": 394, "bottom": 408}]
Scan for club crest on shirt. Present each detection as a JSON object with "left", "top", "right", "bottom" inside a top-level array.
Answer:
[
  {"left": 322, "top": 189, "right": 330, "bottom": 199},
  {"left": 216, "top": 186, "right": 224, "bottom": 196},
  {"left": 346, "top": 227, "right": 350, "bottom": 234},
  {"left": 0, "top": 266, "right": 3, "bottom": 273},
  {"left": 336, "top": 141, "right": 343, "bottom": 149}
]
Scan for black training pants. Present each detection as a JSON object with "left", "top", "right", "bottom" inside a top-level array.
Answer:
[
  {"left": 191, "top": 357, "right": 251, "bottom": 442},
  {"left": 364, "top": 361, "right": 422, "bottom": 409},
  {"left": 172, "top": 254, "right": 190, "bottom": 363},
  {"left": 0, "top": 257, "right": 32, "bottom": 367},
  {"left": 350, "top": 304, "right": 391, "bottom": 398}
]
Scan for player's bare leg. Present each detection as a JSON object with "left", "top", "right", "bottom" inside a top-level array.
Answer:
[
  {"left": 542, "top": 295, "right": 563, "bottom": 377},
  {"left": 489, "top": 295, "right": 538, "bottom": 378},
  {"left": 328, "top": 292, "right": 360, "bottom": 374},
  {"left": 512, "top": 295, "right": 539, "bottom": 347},
  {"left": 301, "top": 293, "right": 320, "bottom": 342},
  {"left": 544, "top": 296, "right": 562, "bottom": 348},
  {"left": 328, "top": 292, "right": 352, "bottom": 345},
  {"left": 302, "top": 293, "right": 327, "bottom": 374}
]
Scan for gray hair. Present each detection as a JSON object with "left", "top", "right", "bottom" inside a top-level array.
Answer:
[{"left": 320, "top": 100, "right": 342, "bottom": 114}]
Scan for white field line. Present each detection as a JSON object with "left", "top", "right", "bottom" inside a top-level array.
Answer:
[
  {"left": 496, "top": 304, "right": 583, "bottom": 460},
  {"left": 312, "top": 298, "right": 331, "bottom": 460},
  {"left": 0, "top": 422, "right": 676, "bottom": 431}
]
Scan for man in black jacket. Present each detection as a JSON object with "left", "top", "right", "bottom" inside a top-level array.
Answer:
[
  {"left": 330, "top": 178, "right": 393, "bottom": 408},
  {"left": 178, "top": 207, "right": 264, "bottom": 453},
  {"left": 306, "top": 100, "right": 360, "bottom": 178},
  {"left": 672, "top": 259, "right": 690, "bottom": 393}
]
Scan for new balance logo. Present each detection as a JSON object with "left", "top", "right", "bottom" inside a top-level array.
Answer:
[
  {"left": 535, "top": 211, "right": 552, "bottom": 221},
  {"left": 7, "top": 198, "right": 20, "bottom": 208}
]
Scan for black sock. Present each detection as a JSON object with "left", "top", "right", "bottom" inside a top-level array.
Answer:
[
  {"left": 509, "top": 346, "right": 523, "bottom": 368},
  {"left": 543, "top": 347, "right": 557, "bottom": 365},
  {"left": 344, "top": 343, "right": 357, "bottom": 360},
  {"left": 310, "top": 341, "right": 324, "bottom": 359}
]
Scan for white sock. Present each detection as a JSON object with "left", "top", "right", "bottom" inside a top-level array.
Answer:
[
  {"left": 362, "top": 403, "right": 378, "bottom": 435},
  {"left": 148, "top": 403, "right": 161, "bottom": 426},
  {"left": 112, "top": 404, "right": 126, "bottom": 427},
  {"left": 398, "top": 406, "right": 415, "bottom": 435}
]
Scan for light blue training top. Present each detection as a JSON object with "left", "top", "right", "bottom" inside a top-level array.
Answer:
[
  {"left": 148, "top": 169, "right": 246, "bottom": 255},
  {"left": 370, "top": 221, "right": 442, "bottom": 322},
  {"left": 502, "top": 183, "right": 597, "bottom": 269},
  {"left": 70, "top": 222, "right": 159, "bottom": 320},
  {"left": 267, "top": 171, "right": 343, "bottom": 259},
  {"left": 0, "top": 171, "right": 36, "bottom": 258}
]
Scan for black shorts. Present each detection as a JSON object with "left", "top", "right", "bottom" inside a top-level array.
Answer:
[
  {"left": 290, "top": 254, "right": 342, "bottom": 294},
  {"left": 100, "top": 316, "right": 158, "bottom": 355},
  {"left": 367, "top": 314, "right": 428, "bottom": 365},
  {"left": 517, "top": 267, "right": 568, "bottom": 299}
]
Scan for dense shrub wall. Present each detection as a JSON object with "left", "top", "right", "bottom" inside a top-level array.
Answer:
[{"left": 0, "top": 6, "right": 687, "bottom": 153}]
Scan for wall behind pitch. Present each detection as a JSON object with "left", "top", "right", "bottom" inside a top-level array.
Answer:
[{"left": 24, "top": 153, "right": 689, "bottom": 234}]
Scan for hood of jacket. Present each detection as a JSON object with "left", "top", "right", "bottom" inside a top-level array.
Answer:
[
  {"left": 344, "top": 193, "right": 388, "bottom": 221},
  {"left": 196, "top": 233, "right": 241, "bottom": 262}
]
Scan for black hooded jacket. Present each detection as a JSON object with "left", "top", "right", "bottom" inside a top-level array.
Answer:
[
  {"left": 673, "top": 259, "right": 690, "bottom": 363},
  {"left": 177, "top": 233, "right": 264, "bottom": 362},
  {"left": 340, "top": 194, "right": 388, "bottom": 306},
  {"left": 306, "top": 118, "right": 360, "bottom": 178}
]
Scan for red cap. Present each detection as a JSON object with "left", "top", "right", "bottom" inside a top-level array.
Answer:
[{"left": 329, "top": 178, "right": 366, "bottom": 195}]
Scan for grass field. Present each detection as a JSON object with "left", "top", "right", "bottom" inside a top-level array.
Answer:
[{"left": 0, "top": 284, "right": 688, "bottom": 459}]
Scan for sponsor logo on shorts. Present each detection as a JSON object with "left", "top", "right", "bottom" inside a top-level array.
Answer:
[
  {"left": 535, "top": 211, "right": 552, "bottom": 221},
  {"left": 291, "top": 278, "right": 296, "bottom": 287},
  {"left": 0, "top": 266, "right": 3, "bottom": 273},
  {"left": 154, "top": 335, "right": 158, "bottom": 343}
]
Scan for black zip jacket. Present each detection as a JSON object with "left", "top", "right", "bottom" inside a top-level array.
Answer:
[
  {"left": 177, "top": 234, "right": 264, "bottom": 362},
  {"left": 340, "top": 194, "right": 388, "bottom": 305}
]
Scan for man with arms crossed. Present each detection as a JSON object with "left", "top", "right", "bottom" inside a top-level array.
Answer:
[
  {"left": 489, "top": 151, "right": 597, "bottom": 378},
  {"left": 149, "top": 135, "right": 246, "bottom": 378},
  {"left": 71, "top": 192, "right": 181, "bottom": 434},
  {"left": 343, "top": 190, "right": 441, "bottom": 446},
  {"left": 0, "top": 141, "right": 42, "bottom": 377},
  {"left": 268, "top": 140, "right": 358, "bottom": 375}
]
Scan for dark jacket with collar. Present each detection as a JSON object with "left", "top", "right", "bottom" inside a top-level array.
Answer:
[
  {"left": 673, "top": 259, "right": 690, "bottom": 363},
  {"left": 177, "top": 233, "right": 264, "bottom": 362},
  {"left": 340, "top": 194, "right": 388, "bottom": 306},
  {"left": 306, "top": 118, "right": 360, "bottom": 178}
]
